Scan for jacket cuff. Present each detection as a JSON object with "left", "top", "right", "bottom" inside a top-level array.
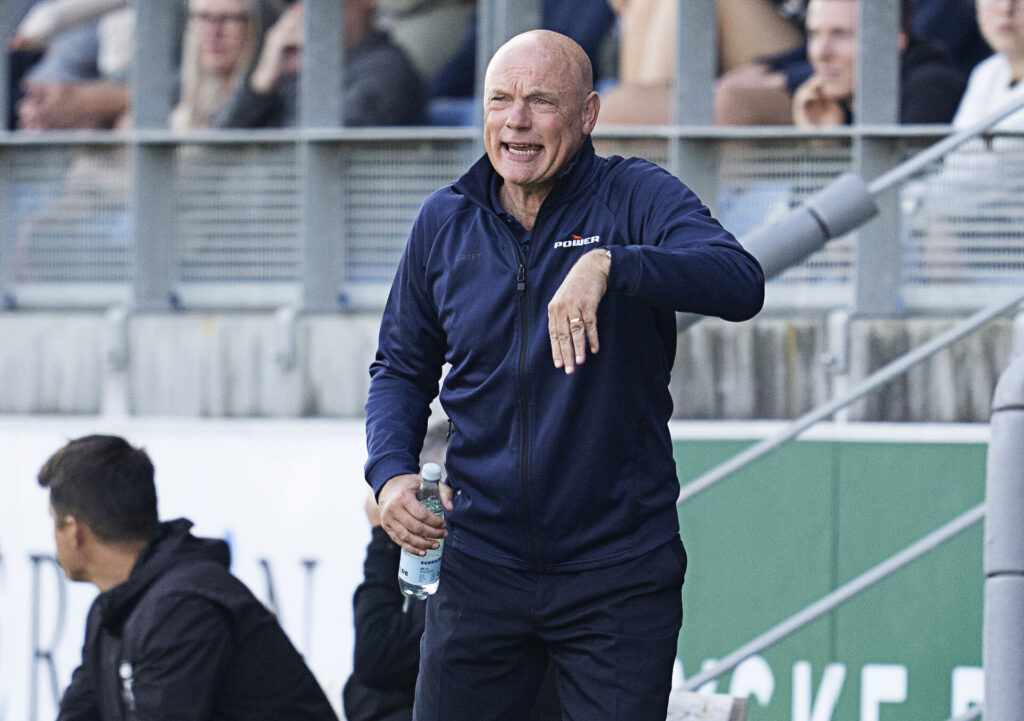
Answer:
[
  {"left": 606, "top": 245, "right": 641, "bottom": 295},
  {"left": 366, "top": 454, "right": 418, "bottom": 497}
]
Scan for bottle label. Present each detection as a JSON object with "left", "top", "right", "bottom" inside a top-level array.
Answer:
[{"left": 399, "top": 542, "right": 443, "bottom": 585}]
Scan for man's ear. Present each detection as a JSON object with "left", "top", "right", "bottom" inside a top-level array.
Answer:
[
  {"left": 582, "top": 91, "right": 601, "bottom": 134},
  {"left": 63, "top": 515, "right": 88, "bottom": 549},
  {"left": 897, "top": 31, "right": 908, "bottom": 53}
]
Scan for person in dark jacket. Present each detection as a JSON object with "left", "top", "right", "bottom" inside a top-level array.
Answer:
[
  {"left": 792, "top": 0, "right": 966, "bottom": 126},
  {"left": 37, "top": 434, "right": 338, "bottom": 721},
  {"left": 365, "top": 29, "right": 764, "bottom": 721},
  {"left": 214, "top": 0, "right": 425, "bottom": 127}
]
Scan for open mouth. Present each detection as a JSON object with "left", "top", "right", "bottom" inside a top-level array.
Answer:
[{"left": 504, "top": 143, "right": 542, "bottom": 158}]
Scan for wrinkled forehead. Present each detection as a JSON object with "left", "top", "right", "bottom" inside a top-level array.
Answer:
[{"left": 191, "top": 0, "right": 249, "bottom": 13}]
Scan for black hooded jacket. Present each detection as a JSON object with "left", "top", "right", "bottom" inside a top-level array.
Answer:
[{"left": 58, "top": 519, "right": 338, "bottom": 721}]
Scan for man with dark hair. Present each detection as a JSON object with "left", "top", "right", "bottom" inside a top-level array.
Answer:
[{"left": 38, "top": 434, "right": 339, "bottom": 721}]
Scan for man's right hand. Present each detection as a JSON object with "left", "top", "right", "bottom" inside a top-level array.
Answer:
[
  {"left": 377, "top": 473, "right": 451, "bottom": 555},
  {"left": 792, "top": 75, "right": 845, "bottom": 128}
]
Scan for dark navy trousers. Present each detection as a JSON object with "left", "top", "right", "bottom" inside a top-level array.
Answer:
[{"left": 414, "top": 537, "right": 687, "bottom": 721}]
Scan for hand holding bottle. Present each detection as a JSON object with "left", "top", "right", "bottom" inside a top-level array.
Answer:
[{"left": 378, "top": 467, "right": 452, "bottom": 556}]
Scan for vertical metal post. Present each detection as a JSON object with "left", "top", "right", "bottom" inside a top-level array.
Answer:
[
  {"left": 0, "top": 4, "right": 12, "bottom": 133},
  {"left": 301, "top": 0, "right": 344, "bottom": 128},
  {"left": 984, "top": 352, "right": 1024, "bottom": 720},
  {"left": 474, "top": 0, "right": 541, "bottom": 128},
  {"left": 300, "top": 0, "right": 346, "bottom": 311},
  {"left": 671, "top": 0, "right": 717, "bottom": 210},
  {"left": 0, "top": 146, "right": 12, "bottom": 305},
  {"left": 852, "top": 0, "right": 901, "bottom": 315},
  {"left": 132, "top": 1, "right": 180, "bottom": 310}
]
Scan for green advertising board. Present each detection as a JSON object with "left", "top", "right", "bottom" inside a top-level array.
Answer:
[{"left": 672, "top": 430, "right": 986, "bottom": 721}]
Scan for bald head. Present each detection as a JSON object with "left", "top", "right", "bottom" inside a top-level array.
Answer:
[
  {"left": 485, "top": 30, "right": 594, "bottom": 105},
  {"left": 481, "top": 29, "right": 600, "bottom": 207}
]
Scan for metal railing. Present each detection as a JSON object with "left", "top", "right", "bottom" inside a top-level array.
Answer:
[
  {"left": 3, "top": 126, "right": 1024, "bottom": 313},
  {"left": 2, "top": 1, "right": 1023, "bottom": 314},
  {"left": 668, "top": 99, "right": 1024, "bottom": 720}
]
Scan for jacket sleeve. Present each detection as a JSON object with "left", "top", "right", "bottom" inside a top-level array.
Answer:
[
  {"left": 350, "top": 527, "right": 425, "bottom": 687},
  {"left": 129, "top": 596, "right": 234, "bottom": 720},
  {"left": 364, "top": 201, "right": 448, "bottom": 493},
  {"left": 57, "top": 663, "right": 101, "bottom": 721},
  {"left": 211, "top": 80, "right": 286, "bottom": 129},
  {"left": 605, "top": 160, "right": 765, "bottom": 322}
]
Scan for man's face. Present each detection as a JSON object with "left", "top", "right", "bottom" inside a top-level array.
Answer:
[
  {"left": 483, "top": 39, "right": 598, "bottom": 196},
  {"left": 805, "top": 0, "right": 859, "bottom": 100},
  {"left": 977, "top": 0, "right": 1024, "bottom": 61},
  {"left": 50, "top": 505, "right": 85, "bottom": 582}
]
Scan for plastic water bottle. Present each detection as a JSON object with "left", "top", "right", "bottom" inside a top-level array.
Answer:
[{"left": 398, "top": 462, "right": 445, "bottom": 599}]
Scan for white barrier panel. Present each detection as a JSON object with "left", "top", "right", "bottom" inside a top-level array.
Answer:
[{"left": 1, "top": 416, "right": 373, "bottom": 721}]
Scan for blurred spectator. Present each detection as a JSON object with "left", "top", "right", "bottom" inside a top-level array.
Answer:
[
  {"left": 900, "top": 0, "right": 1024, "bottom": 286},
  {"left": 343, "top": 421, "right": 561, "bottom": 721},
  {"left": 214, "top": 0, "right": 425, "bottom": 128},
  {"left": 598, "top": 0, "right": 805, "bottom": 125},
  {"left": 4, "top": 0, "right": 42, "bottom": 127},
  {"left": 377, "top": 0, "right": 473, "bottom": 85},
  {"left": 9, "top": 0, "right": 124, "bottom": 51},
  {"left": 12, "top": 0, "right": 131, "bottom": 130},
  {"left": 716, "top": 0, "right": 984, "bottom": 126},
  {"left": 791, "top": 0, "right": 966, "bottom": 127},
  {"left": 37, "top": 434, "right": 339, "bottom": 721},
  {"left": 171, "top": 0, "right": 284, "bottom": 130},
  {"left": 952, "top": 0, "right": 1024, "bottom": 129}
]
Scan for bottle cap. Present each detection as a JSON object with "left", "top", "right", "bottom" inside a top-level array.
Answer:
[{"left": 421, "top": 462, "right": 443, "bottom": 482}]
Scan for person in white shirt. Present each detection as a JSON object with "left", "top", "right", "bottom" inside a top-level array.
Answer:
[{"left": 952, "top": 0, "right": 1024, "bottom": 129}]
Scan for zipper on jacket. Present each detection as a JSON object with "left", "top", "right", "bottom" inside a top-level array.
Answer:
[
  {"left": 119, "top": 660, "right": 137, "bottom": 718},
  {"left": 509, "top": 239, "right": 539, "bottom": 568}
]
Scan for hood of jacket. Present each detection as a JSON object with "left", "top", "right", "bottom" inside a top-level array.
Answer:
[{"left": 95, "top": 518, "right": 229, "bottom": 630}]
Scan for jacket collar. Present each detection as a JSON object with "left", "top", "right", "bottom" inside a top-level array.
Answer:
[{"left": 95, "top": 518, "right": 230, "bottom": 629}]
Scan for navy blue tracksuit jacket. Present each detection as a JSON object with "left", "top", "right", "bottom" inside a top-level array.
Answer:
[{"left": 365, "top": 137, "right": 764, "bottom": 573}]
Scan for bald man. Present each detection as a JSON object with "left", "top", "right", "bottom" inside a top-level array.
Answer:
[{"left": 365, "top": 30, "right": 764, "bottom": 721}]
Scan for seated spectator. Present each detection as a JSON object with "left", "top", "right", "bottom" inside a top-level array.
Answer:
[
  {"left": 598, "top": 0, "right": 805, "bottom": 125},
  {"left": 897, "top": 0, "right": 1024, "bottom": 286},
  {"left": 342, "top": 420, "right": 561, "bottom": 721},
  {"left": 952, "top": 0, "right": 1024, "bottom": 130},
  {"left": 791, "top": 0, "right": 967, "bottom": 127},
  {"left": 11, "top": 0, "right": 131, "bottom": 129},
  {"left": 171, "top": 0, "right": 284, "bottom": 130},
  {"left": 214, "top": 0, "right": 425, "bottom": 127},
  {"left": 36, "top": 434, "right": 339, "bottom": 720},
  {"left": 716, "top": 0, "right": 983, "bottom": 126},
  {"left": 8, "top": 0, "right": 124, "bottom": 51}
]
